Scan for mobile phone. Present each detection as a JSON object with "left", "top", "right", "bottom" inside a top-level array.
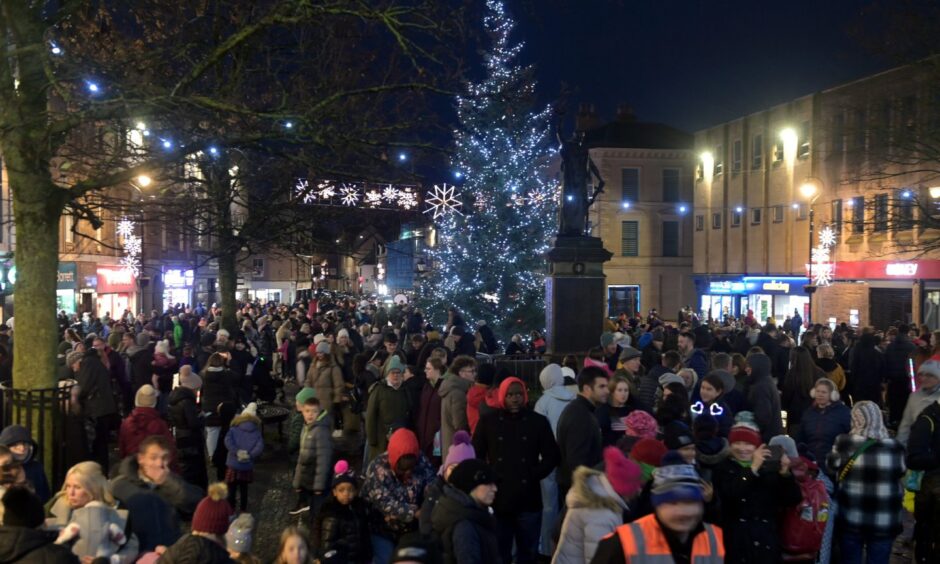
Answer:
[{"left": 763, "top": 444, "right": 784, "bottom": 473}]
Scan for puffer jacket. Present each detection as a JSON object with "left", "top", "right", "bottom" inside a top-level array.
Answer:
[
  {"left": 0, "top": 527, "right": 78, "bottom": 564},
  {"left": 552, "top": 466, "right": 628, "bottom": 564},
  {"left": 160, "top": 533, "right": 233, "bottom": 564},
  {"left": 310, "top": 496, "right": 372, "bottom": 563},
  {"left": 118, "top": 406, "right": 173, "bottom": 460},
  {"left": 293, "top": 412, "right": 333, "bottom": 491},
  {"left": 365, "top": 381, "right": 411, "bottom": 459},
  {"left": 438, "top": 373, "right": 471, "bottom": 462},
  {"left": 167, "top": 387, "right": 202, "bottom": 444},
  {"left": 430, "top": 484, "right": 501, "bottom": 564},
  {"left": 200, "top": 367, "right": 238, "bottom": 426},
  {"left": 223, "top": 412, "right": 264, "bottom": 472},
  {"left": 306, "top": 360, "right": 345, "bottom": 414}
]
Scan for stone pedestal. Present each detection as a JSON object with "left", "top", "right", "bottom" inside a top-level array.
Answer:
[{"left": 545, "top": 236, "right": 613, "bottom": 356}]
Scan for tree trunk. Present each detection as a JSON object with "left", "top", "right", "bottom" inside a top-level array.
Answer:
[{"left": 218, "top": 251, "right": 238, "bottom": 334}]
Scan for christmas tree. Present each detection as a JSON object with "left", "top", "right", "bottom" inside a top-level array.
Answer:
[{"left": 419, "top": 0, "right": 557, "bottom": 345}]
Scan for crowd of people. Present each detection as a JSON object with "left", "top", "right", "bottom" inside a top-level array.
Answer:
[{"left": 0, "top": 297, "right": 936, "bottom": 563}]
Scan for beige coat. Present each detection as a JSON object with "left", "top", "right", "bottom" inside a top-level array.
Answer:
[{"left": 305, "top": 360, "right": 345, "bottom": 414}]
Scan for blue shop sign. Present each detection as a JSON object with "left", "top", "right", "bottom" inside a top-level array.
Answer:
[
  {"left": 742, "top": 276, "right": 808, "bottom": 295},
  {"left": 57, "top": 262, "right": 78, "bottom": 290},
  {"left": 707, "top": 280, "right": 750, "bottom": 294}
]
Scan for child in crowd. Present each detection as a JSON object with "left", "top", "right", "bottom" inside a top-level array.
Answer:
[
  {"left": 223, "top": 403, "right": 265, "bottom": 511},
  {"left": 226, "top": 513, "right": 262, "bottom": 564},
  {"left": 292, "top": 397, "right": 334, "bottom": 516},
  {"left": 160, "top": 482, "right": 234, "bottom": 564},
  {"left": 0, "top": 424, "right": 50, "bottom": 502},
  {"left": 310, "top": 460, "right": 371, "bottom": 563},
  {"left": 273, "top": 526, "right": 314, "bottom": 564},
  {"left": 288, "top": 387, "right": 317, "bottom": 467}
]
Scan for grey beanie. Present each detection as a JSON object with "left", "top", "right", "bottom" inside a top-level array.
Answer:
[{"left": 225, "top": 512, "right": 254, "bottom": 553}]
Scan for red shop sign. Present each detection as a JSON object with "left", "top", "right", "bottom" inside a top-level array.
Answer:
[
  {"left": 807, "top": 260, "right": 940, "bottom": 280},
  {"left": 97, "top": 267, "right": 136, "bottom": 293}
]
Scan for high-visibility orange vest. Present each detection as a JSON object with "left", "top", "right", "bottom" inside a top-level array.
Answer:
[{"left": 611, "top": 514, "right": 724, "bottom": 563}]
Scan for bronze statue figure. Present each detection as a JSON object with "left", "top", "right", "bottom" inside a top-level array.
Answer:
[{"left": 555, "top": 119, "right": 605, "bottom": 237}]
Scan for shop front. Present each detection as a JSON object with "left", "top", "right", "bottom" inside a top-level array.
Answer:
[
  {"left": 96, "top": 266, "right": 137, "bottom": 318},
  {"left": 162, "top": 267, "right": 194, "bottom": 309},
  {"left": 56, "top": 262, "right": 77, "bottom": 314},
  {"left": 695, "top": 276, "right": 809, "bottom": 323}
]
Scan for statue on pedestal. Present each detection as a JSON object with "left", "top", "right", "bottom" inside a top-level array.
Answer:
[{"left": 555, "top": 119, "right": 605, "bottom": 237}]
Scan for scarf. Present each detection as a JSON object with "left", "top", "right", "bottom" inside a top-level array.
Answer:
[{"left": 850, "top": 400, "right": 888, "bottom": 440}]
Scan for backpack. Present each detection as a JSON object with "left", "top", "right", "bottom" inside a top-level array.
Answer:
[{"left": 781, "top": 474, "right": 829, "bottom": 558}]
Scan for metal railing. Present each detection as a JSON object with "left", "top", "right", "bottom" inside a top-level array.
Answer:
[
  {"left": 0, "top": 382, "right": 75, "bottom": 488},
  {"left": 476, "top": 353, "right": 549, "bottom": 390}
]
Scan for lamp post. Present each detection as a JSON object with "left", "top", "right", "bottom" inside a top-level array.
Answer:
[{"left": 800, "top": 179, "right": 822, "bottom": 324}]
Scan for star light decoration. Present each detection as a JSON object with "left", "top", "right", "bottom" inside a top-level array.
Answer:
[
  {"left": 424, "top": 183, "right": 463, "bottom": 220},
  {"left": 811, "top": 225, "right": 837, "bottom": 287},
  {"left": 382, "top": 185, "right": 400, "bottom": 203},
  {"left": 339, "top": 185, "right": 360, "bottom": 206}
]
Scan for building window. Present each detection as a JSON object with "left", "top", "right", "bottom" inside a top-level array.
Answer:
[
  {"left": 695, "top": 215, "right": 704, "bottom": 231},
  {"left": 831, "top": 199, "right": 843, "bottom": 234},
  {"left": 732, "top": 139, "right": 742, "bottom": 172},
  {"left": 714, "top": 145, "right": 723, "bottom": 175},
  {"left": 662, "top": 221, "right": 679, "bottom": 257},
  {"left": 773, "top": 205, "right": 784, "bottom": 223},
  {"left": 731, "top": 209, "right": 742, "bottom": 227},
  {"left": 752, "top": 208, "right": 762, "bottom": 225},
  {"left": 798, "top": 120, "right": 811, "bottom": 158},
  {"left": 896, "top": 191, "right": 914, "bottom": 230},
  {"left": 874, "top": 194, "right": 888, "bottom": 232},
  {"left": 832, "top": 113, "right": 845, "bottom": 154},
  {"left": 64, "top": 214, "right": 74, "bottom": 244},
  {"left": 252, "top": 258, "right": 265, "bottom": 277},
  {"left": 712, "top": 212, "right": 722, "bottom": 229},
  {"left": 662, "top": 168, "right": 680, "bottom": 202},
  {"left": 773, "top": 141, "right": 783, "bottom": 163},
  {"left": 796, "top": 203, "right": 808, "bottom": 220},
  {"left": 621, "top": 221, "right": 638, "bottom": 257},
  {"left": 621, "top": 168, "right": 639, "bottom": 203},
  {"left": 752, "top": 134, "right": 763, "bottom": 169},
  {"left": 851, "top": 196, "right": 864, "bottom": 233}
]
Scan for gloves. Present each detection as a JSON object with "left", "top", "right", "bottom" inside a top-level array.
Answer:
[{"left": 237, "top": 449, "right": 250, "bottom": 462}]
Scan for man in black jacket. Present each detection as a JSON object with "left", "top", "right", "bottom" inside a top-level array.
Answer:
[
  {"left": 743, "top": 352, "right": 783, "bottom": 443},
  {"left": 473, "top": 377, "right": 560, "bottom": 564},
  {"left": 885, "top": 325, "right": 916, "bottom": 426},
  {"left": 556, "top": 366, "right": 609, "bottom": 503},
  {"left": 76, "top": 348, "right": 119, "bottom": 473}
]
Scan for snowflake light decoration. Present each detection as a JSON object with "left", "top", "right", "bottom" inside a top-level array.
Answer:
[
  {"left": 123, "top": 235, "right": 142, "bottom": 257},
  {"left": 339, "top": 185, "right": 360, "bottom": 206},
  {"left": 398, "top": 189, "right": 418, "bottom": 210},
  {"left": 818, "top": 226, "right": 836, "bottom": 248},
  {"left": 811, "top": 246, "right": 830, "bottom": 264},
  {"left": 317, "top": 181, "right": 336, "bottom": 199},
  {"left": 813, "top": 262, "right": 834, "bottom": 287},
  {"left": 117, "top": 217, "right": 141, "bottom": 277},
  {"left": 120, "top": 255, "right": 141, "bottom": 277},
  {"left": 294, "top": 179, "right": 316, "bottom": 203},
  {"left": 116, "top": 217, "right": 136, "bottom": 239},
  {"left": 365, "top": 190, "right": 382, "bottom": 207},
  {"left": 424, "top": 183, "right": 463, "bottom": 220},
  {"left": 382, "top": 185, "right": 400, "bottom": 203}
]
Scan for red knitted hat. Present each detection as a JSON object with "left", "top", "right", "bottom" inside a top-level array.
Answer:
[
  {"left": 603, "top": 446, "right": 644, "bottom": 498},
  {"left": 630, "top": 438, "right": 667, "bottom": 467},
  {"left": 388, "top": 428, "right": 420, "bottom": 469},
  {"left": 192, "top": 483, "right": 234, "bottom": 535},
  {"left": 728, "top": 425, "right": 762, "bottom": 448}
]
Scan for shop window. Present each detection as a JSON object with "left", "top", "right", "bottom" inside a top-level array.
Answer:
[
  {"left": 752, "top": 134, "right": 763, "bottom": 169},
  {"left": 620, "top": 221, "right": 638, "bottom": 257},
  {"left": 695, "top": 215, "right": 704, "bottom": 231},
  {"left": 662, "top": 168, "right": 680, "bottom": 202},
  {"left": 64, "top": 214, "right": 74, "bottom": 244},
  {"left": 773, "top": 205, "right": 784, "bottom": 223},
  {"left": 732, "top": 139, "right": 742, "bottom": 172},
  {"left": 608, "top": 285, "right": 640, "bottom": 318},
  {"left": 874, "top": 194, "right": 888, "bottom": 232},
  {"left": 662, "top": 221, "right": 679, "bottom": 257},
  {"left": 712, "top": 212, "right": 722, "bottom": 229},
  {"left": 621, "top": 168, "right": 639, "bottom": 202},
  {"left": 752, "top": 208, "right": 762, "bottom": 225},
  {"left": 851, "top": 196, "right": 865, "bottom": 233}
]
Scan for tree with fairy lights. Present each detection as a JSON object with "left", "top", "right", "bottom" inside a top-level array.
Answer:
[{"left": 420, "top": 0, "right": 557, "bottom": 345}]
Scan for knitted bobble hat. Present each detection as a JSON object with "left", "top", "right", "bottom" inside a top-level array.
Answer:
[
  {"left": 603, "top": 446, "right": 643, "bottom": 498},
  {"left": 191, "top": 483, "right": 234, "bottom": 535}
]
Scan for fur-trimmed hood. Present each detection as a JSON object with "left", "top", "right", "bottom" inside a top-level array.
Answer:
[
  {"left": 565, "top": 466, "right": 628, "bottom": 513},
  {"left": 696, "top": 437, "right": 731, "bottom": 466},
  {"left": 230, "top": 412, "right": 261, "bottom": 427}
]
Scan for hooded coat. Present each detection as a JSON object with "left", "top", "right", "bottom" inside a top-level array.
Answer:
[
  {"left": 466, "top": 385, "right": 498, "bottom": 434},
  {"left": 293, "top": 411, "right": 333, "bottom": 491},
  {"left": 75, "top": 349, "right": 118, "bottom": 419},
  {"left": 0, "top": 527, "right": 78, "bottom": 564},
  {"left": 200, "top": 366, "right": 238, "bottom": 426},
  {"left": 223, "top": 411, "right": 264, "bottom": 472},
  {"left": 552, "top": 466, "right": 628, "bottom": 564},
  {"left": 306, "top": 358, "right": 345, "bottom": 414},
  {"left": 166, "top": 386, "right": 207, "bottom": 490},
  {"left": 365, "top": 379, "right": 412, "bottom": 459},
  {"left": 118, "top": 407, "right": 174, "bottom": 462},
  {"left": 45, "top": 497, "right": 139, "bottom": 563},
  {"left": 310, "top": 495, "right": 372, "bottom": 563},
  {"left": 0, "top": 426, "right": 50, "bottom": 503},
  {"left": 849, "top": 333, "right": 886, "bottom": 405},
  {"left": 414, "top": 377, "right": 443, "bottom": 460},
  {"left": 534, "top": 367, "right": 576, "bottom": 435},
  {"left": 430, "top": 484, "right": 501, "bottom": 564},
  {"left": 472, "top": 377, "right": 560, "bottom": 516},
  {"left": 743, "top": 354, "right": 784, "bottom": 442},
  {"left": 438, "top": 373, "right": 471, "bottom": 462},
  {"left": 126, "top": 335, "right": 154, "bottom": 393}
]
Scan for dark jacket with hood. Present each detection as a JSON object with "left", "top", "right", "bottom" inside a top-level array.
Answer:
[
  {"left": 0, "top": 425, "right": 51, "bottom": 503},
  {"left": 200, "top": 366, "right": 238, "bottom": 427},
  {"left": 849, "top": 333, "right": 886, "bottom": 404},
  {"left": 414, "top": 376, "right": 443, "bottom": 460},
  {"left": 556, "top": 395, "right": 603, "bottom": 492},
  {"left": 223, "top": 410, "right": 264, "bottom": 472},
  {"left": 0, "top": 527, "right": 78, "bottom": 564},
  {"left": 75, "top": 349, "right": 118, "bottom": 419},
  {"left": 160, "top": 533, "right": 234, "bottom": 564},
  {"left": 743, "top": 354, "right": 784, "bottom": 442},
  {"left": 109, "top": 455, "right": 203, "bottom": 551},
  {"left": 472, "top": 377, "right": 560, "bottom": 516},
  {"left": 430, "top": 484, "right": 501, "bottom": 564},
  {"left": 310, "top": 495, "right": 372, "bottom": 563},
  {"left": 126, "top": 335, "right": 154, "bottom": 393}
]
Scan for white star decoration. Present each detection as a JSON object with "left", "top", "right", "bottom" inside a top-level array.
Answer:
[
  {"left": 339, "top": 185, "right": 360, "bottom": 206},
  {"left": 116, "top": 218, "right": 135, "bottom": 239},
  {"left": 424, "top": 183, "right": 463, "bottom": 219},
  {"left": 382, "top": 185, "right": 400, "bottom": 203},
  {"left": 813, "top": 262, "right": 833, "bottom": 287},
  {"left": 818, "top": 226, "right": 837, "bottom": 248},
  {"left": 294, "top": 179, "right": 316, "bottom": 203},
  {"left": 811, "top": 246, "right": 830, "bottom": 264}
]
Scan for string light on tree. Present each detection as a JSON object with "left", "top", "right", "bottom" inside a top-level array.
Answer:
[{"left": 423, "top": 183, "right": 463, "bottom": 220}]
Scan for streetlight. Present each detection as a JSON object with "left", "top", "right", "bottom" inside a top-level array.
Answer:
[
  {"left": 800, "top": 178, "right": 822, "bottom": 324},
  {"left": 134, "top": 174, "right": 152, "bottom": 188},
  {"left": 930, "top": 186, "right": 940, "bottom": 199}
]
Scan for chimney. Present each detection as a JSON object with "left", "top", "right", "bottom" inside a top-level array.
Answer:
[
  {"left": 616, "top": 104, "right": 636, "bottom": 123},
  {"left": 575, "top": 103, "right": 600, "bottom": 132}
]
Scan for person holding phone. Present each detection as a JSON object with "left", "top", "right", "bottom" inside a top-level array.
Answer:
[{"left": 712, "top": 415, "right": 802, "bottom": 563}]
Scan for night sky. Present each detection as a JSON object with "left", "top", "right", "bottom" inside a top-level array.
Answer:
[{"left": 511, "top": 0, "right": 895, "bottom": 132}]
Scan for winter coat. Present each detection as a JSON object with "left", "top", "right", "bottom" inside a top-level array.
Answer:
[
  {"left": 75, "top": 349, "right": 118, "bottom": 419},
  {"left": 848, "top": 335, "right": 886, "bottom": 404},
  {"left": 553, "top": 466, "right": 628, "bottom": 564},
  {"left": 781, "top": 365, "right": 826, "bottom": 427},
  {"left": 695, "top": 437, "right": 730, "bottom": 484},
  {"left": 466, "top": 385, "right": 498, "bottom": 434},
  {"left": 907, "top": 400, "right": 940, "bottom": 477},
  {"left": 362, "top": 451, "right": 435, "bottom": 540},
  {"left": 0, "top": 527, "right": 78, "bottom": 564},
  {"left": 430, "top": 484, "right": 501, "bottom": 564},
  {"left": 118, "top": 406, "right": 173, "bottom": 461},
  {"left": 438, "top": 374, "right": 471, "bottom": 463},
  {"left": 151, "top": 353, "right": 177, "bottom": 394},
  {"left": 472, "top": 384, "right": 560, "bottom": 516},
  {"left": 885, "top": 335, "right": 916, "bottom": 384},
  {"left": 897, "top": 384, "right": 940, "bottom": 446},
  {"left": 287, "top": 410, "right": 304, "bottom": 465},
  {"left": 712, "top": 458, "right": 802, "bottom": 563},
  {"left": 595, "top": 400, "right": 643, "bottom": 447},
  {"left": 683, "top": 348, "right": 708, "bottom": 380},
  {"left": 794, "top": 401, "right": 851, "bottom": 465},
  {"left": 200, "top": 367, "right": 238, "bottom": 426},
  {"left": 293, "top": 412, "right": 333, "bottom": 491},
  {"left": 45, "top": 496, "right": 138, "bottom": 563},
  {"left": 815, "top": 357, "right": 846, "bottom": 391},
  {"left": 223, "top": 412, "right": 264, "bottom": 472},
  {"left": 556, "top": 395, "right": 603, "bottom": 492},
  {"left": 743, "top": 355, "right": 784, "bottom": 443},
  {"left": 0, "top": 427, "right": 50, "bottom": 504},
  {"left": 160, "top": 533, "right": 234, "bottom": 564},
  {"left": 127, "top": 345, "right": 154, "bottom": 393},
  {"left": 414, "top": 378, "right": 443, "bottom": 460},
  {"left": 637, "top": 365, "right": 668, "bottom": 412},
  {"left": 534, "top": 385, "right": 575, "bottom": 436},
  {"left": 826, "top": 434, "right": 906, "bottom": 538},
  {"left": 306, "top": 360, "right": 345, "bottom": 414},
  {"left": 365, "top": 381, "right": 411, "bottom": 459},
  {"left": 310, "top": 496, "right": 372, "bottom": 563},
  {"left": 109, "top": 455, "right": 203, "bottom": 551},
  {"left": 167, "top": 386, "right": 202, "bottom": 444}
]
